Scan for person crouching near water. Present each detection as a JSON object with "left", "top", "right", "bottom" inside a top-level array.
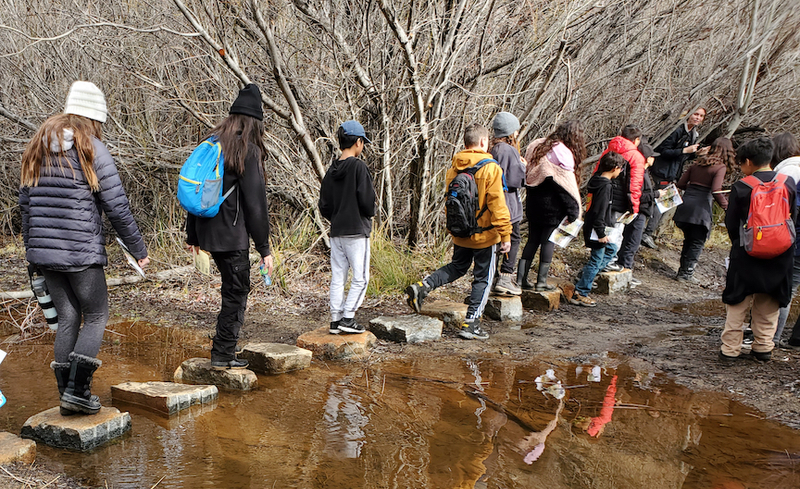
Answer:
[
  {"left": 569, "top": 152, "right": 626, "bottom": 307},
  {"left": 719, "top": 137, "right": 797, "bottom": 363},
  {"left": 20, "top": 81, "right": 150, "bottom": 415},
  {"left": 186, "top": 84, "right": 273, "bottom": 370}
]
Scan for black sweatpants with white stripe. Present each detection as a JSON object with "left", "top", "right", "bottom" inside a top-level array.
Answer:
[{"left": 423, "top": 243, "right": 496, "bottom": 321}]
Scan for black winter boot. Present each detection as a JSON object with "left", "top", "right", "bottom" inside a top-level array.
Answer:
[
  {"left": 61, "top": 353, "right": 102, "bottom": 415},
  {"left": 535, "top": 261, "right": 557, "bottom": 291},
  {"left": 51, "top": 362, "right": 77, "bottom": 416},
  {"left": 517, "top": 259, "right": 535, "bottom": 290}
]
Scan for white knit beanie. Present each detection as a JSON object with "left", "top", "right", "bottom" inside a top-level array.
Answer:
[{"left": 64, "top": 81, "right": 107, "bottom": 123}]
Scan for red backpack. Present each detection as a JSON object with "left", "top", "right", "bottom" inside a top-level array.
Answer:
[{"left": 740, "top": 173, "right": 795, "bottom": 259}]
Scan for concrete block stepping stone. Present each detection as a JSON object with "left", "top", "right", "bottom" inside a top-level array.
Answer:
[
  {"left": 173, "top": 358, "right": 258, "bottom": 391},
  {"left": 21, "top": 407, "right": 131, "bottom": 451},
  {"left": 111, "top": 381, "right": 218, "bottom": 416},
  {"left": 484, "top": 296, "right": 523, "bottom": 321},
  {"left": 296, "top": 327, "right": 376, "bottom": 360},
  {"left": 369, "top": 315, "right": 443, "bottom": 343},
  {"left": 0, "top": 432, "right": 36, "bottom": 464},
  {"left": 596, "top": 269, "right": 632, "bottom": 294},
  {"left": 420, "top": 300, "right": 468, "bottom": 328},
  {"left": 239, "top": 343, "right": 312, "bottom": 374},
  {"left": 521, "top": 289, "right": 560, "bottom": 311}
]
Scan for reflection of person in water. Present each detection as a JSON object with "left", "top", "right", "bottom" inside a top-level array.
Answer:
[{"left": 574, "top": 375, "right": 618, "bottom": 437}]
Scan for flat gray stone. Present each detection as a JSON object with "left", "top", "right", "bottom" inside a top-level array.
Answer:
[
  {"left": 239, "top": 343, "right": 312, "bottom": 374},
  {"left": 420, "top": 300, "right": 468, "bottom": 329},
  {"left": 173, "top": 358, "right": 258, "bottom": 391},
  {"left": 0, "top": 432, "right": 36, "bottom": 464},
  {"left": 369, "top": 315, "right": 443, "bottom": 343},
  {"left": 484, "top": 296, "right": 523, "bottom": 321},
  {"left": 21, "top": 407, "right": 131, "bottom": 451},
  {"left": 111, "top": 381, "right": 218, "bottom": 416},
  {"left": 596, "top": 270, "right": 632, "bottom": 294}
]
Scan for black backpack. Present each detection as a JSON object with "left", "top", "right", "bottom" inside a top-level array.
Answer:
[{"left": 445, "top": 158, "right": 497, "bottom": 238}]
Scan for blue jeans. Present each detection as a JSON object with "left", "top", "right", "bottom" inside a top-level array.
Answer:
[{"left": 575, "top": 244, "right": 619, "bottom": 297}]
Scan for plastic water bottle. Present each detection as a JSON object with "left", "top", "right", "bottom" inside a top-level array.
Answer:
[
  {"left": 30, "top": 273, "right": 58, "bottom": 331},
  {"left": 259, "top": 263, "right": 272, "bottom": 286}
]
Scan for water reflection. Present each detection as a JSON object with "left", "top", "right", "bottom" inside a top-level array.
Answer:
[{"left": 0, "top": 322, "right": 797, "bottom": 488}]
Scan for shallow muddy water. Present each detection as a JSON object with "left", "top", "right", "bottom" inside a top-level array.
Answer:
[{"left": 0, "top": 321, "right": 798, "bottom": 488}]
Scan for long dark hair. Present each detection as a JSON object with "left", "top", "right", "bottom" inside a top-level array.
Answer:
[
  {"left": 772, "top": 132, "right": 800, "bottom": 168},
  {"left": 489, "top": 134, "right": 519, "bottom": 152},
  {"left": 697, "top": 137, "right": 735, "bottom": 174},
  {"left": 526, "top": 120, "right": 587, "bottom": 186},
  {"left": 205, "top": 114, "right": 266, "bottom": 175},
  {"left": 21, "top": 113, "right": 103, "bottom": 191}
]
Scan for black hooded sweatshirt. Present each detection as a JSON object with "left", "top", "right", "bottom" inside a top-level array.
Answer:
[
  {"left": 318, "top": 156, "right": 376, "bottom": 237},
  {"left": 583, "top": 173, "right": 614, "bottom": 249}
]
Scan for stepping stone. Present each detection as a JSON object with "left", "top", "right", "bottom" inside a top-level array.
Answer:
[
  {"left": 369, "top": 315, "right": 443, "bottom": 343},
  {"left": 420, "top": 300, "right": 468, "bottom": 328},
  {"left": 21, "top": 407, "right": 131, "bottom": 452},
  {"left": 173, "top": 358, "right": 258, "bottom": 391},
  {"left": 484, "top": 296, "right": 523, "bottom": 321},
  {"left": 239, "top": 343, "right": 312, "bottom": 374},
  {"left": 111, "top": 381, "right": 218, "bottom": 416},
  {"left": 0, "top": 432, "right": 36, "bottom": 464},
  {"left": 296, "top": 327, "right": 376, "bottom": 360},
  {"left": 520, "top": 280, "right": 575, "bottom": 311},
  {"left": 596, "top": 270, "right": 632, "bottom": 294}
]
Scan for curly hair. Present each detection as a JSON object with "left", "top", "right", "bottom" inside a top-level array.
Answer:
[
  {"left": 526, "top": 120, "right": 587, "bottom": 185},
  {"left": 697, "top": 137, "right": 735, "bottom": 174}
]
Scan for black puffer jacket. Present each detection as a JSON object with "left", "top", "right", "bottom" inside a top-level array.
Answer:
[
  {"left": 651, "top": 123, "right": 699, "bottom": 183},
  {"left": 20, "top": 134, "right": 147, "bottom": 268}
]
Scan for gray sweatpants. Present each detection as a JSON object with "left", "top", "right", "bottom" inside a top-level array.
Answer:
[
  {"left": 329, "top": 236, "right": 370, "bottom": 322},
  {"left": 42, "top": 266, "right": 109, "bottom": 363}
]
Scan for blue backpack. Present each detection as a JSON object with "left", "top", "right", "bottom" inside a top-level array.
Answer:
[{"left": 177, "top": 138, "right": 237, "bottom": 218}]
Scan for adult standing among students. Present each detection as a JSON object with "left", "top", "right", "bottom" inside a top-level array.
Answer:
[
  {"left": 517, "top": 120, "right": 585, "bottom": 291},
  {"left": 771, "top": 132, "right": 800, "bottom": 348},
  {"left": 20, "top": 81, "right": 150, "bottom": 415},
  {"left": 186, "top": 84, "right": 273, "bottom": 370},
  {"left": 642, "top": 107, "right": 707, "bottom": 249},
  {"left": 673, "top": 137, "right": 732, "bottom": 284}
]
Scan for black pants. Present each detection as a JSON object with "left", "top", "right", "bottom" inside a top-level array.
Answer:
[
  {"left": 676, "top": 222, "right": 709, "bottom": 272},
  {"left": 499, "top": 221, "right": 521, "bottom": 273},
  {"left": 425, "top": 244, "right": 496, "bottom": 320},
  {"left": 617, "top": 213, "right": 647, "bottom": 269},
  {"left": 520, "top": 221, "right": 557, "bottom": 265},
  {"left": 644, "top": 181, "right": 670, "bottom": 236},
  {"left": 210, "top": 250, "right": 250, "bottom": 361},
  {"left": 43, "top": 266, "right": 108, "bottom": 363}
]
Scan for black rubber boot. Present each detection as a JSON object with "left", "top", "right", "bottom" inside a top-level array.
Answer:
[
  {"left": 535, "top": 261, "right": 557, "bottom": 291},
  {"left": 51, "top": 362, "right": 77, "bottom": 416},
  {"left": 516, "top": 259, "right": 535, "bottom": 291},
  {"left": 60, "top": 353, "right": 102, "bottom": 415}
]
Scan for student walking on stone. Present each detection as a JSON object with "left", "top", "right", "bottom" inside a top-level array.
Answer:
[
  {"left": 770, "top": 132, "right": 800, "bottom": 347},
  {"left": 318, "top": 121, "right": 376, "bottom": 335},
  {"left": 719, "top": 137, "right": 797, "bottom": 363},
  {"left": 673, "top": 137, "right": 732, "bottom": 284},
  {"left": 20, "top": 81, "right": 150, "bottom": 415},
  {"left": 643, "top": 107, "right": 707, "bottom": 248},
  {"left": 489, "top": 112, "right": 526, "bottom": 296},
  {"left": 186, "top": 84, "right": 272, "bottom": 370},
  {"left": 570, "top": 152, "right": 626, "bottom": 307},
  {"left": 518, "top": 120, "right": 585, "bottom": 291},
  {"left": 405, "top": 123, "right": 512, "bottom": 340}
]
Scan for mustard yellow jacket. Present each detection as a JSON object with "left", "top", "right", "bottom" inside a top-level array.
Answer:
[{"left": 446, "top": 149, "right": 512, "bottom": 249}]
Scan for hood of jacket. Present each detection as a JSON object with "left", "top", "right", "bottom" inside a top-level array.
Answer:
[
  {"left": 45, "top": 128, "right": 75, "bottom": 153},
  {"left": 606, "top": 136, "right": 637, "bottom": 157},
  {"left": 328, "top": 156, "right": 362, "bottom": 181},
  {"left": 452, "top": 149, "right": 494, "bottom": 171},
  {"left": 775, "top": 156, "right": 800, "bottom": 184},
  {"left": 586, "top": 173, "right": 608, "bottom": 195}
]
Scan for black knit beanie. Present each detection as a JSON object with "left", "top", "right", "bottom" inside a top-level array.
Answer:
[{"left": 229, "top": 83, "right": 264, "bottom": 121}]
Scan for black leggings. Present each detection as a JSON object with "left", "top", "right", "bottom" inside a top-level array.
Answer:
[
  {"left": 42, "top": 266, "right": 109, "bottom": 363},
  {"left": 521, "top": 221, "right": 558, "bottom": 265}
]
